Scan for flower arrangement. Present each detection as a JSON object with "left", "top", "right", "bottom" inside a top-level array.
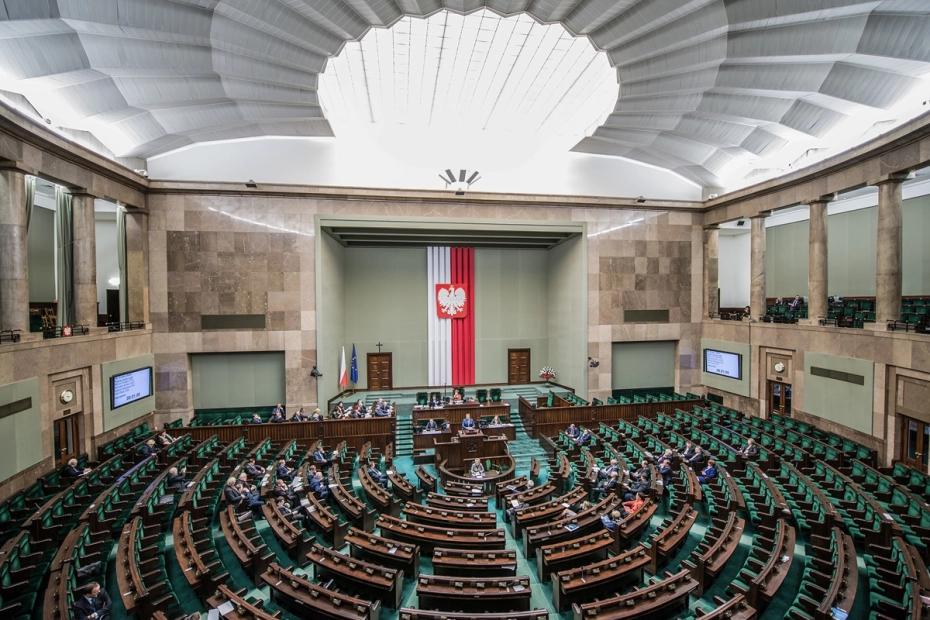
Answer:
[{"left": 539, "top": 366, "right": 556, "bottom": 381}]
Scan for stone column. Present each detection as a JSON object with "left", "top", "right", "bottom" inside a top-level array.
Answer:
[
  {"left": 703, "top": 225, "right": 719, "bottom": 317},
  {"left": 750, "top": 213, "right": 769, "bottom": 319},
  {"left": 806, "top": 196, "right": 832, "bottom": 323},
  {"left": 874, "top": 174, "right": 910, "bottom": 323},
  {"left": 125, "top": 209, "right": 149, "bottom": 324},
  {"left": 71, "top": 191, "right": 98, "bottom": 327},
  {"left": 0, "top": 166, "right": 29, "bottom": 334}
]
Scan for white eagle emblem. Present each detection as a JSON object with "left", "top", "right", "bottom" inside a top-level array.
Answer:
[{"left": 438, "top": 285, "right": 467, "bottom": 317}]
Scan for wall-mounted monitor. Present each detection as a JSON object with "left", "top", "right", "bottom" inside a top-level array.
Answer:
[
  {"left": 703, "top": 349, "right": 742, "bottom": 380},
  {"left": 110, "top": 366, "right": 153, "bottom": 410}
]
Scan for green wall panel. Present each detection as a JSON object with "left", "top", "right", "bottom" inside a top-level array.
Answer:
[
  {"left": 474, "top": 249, "right": 549, "bottom": 384},
  {"left": 101, "top": 354, "right": 156, "bottom": 432},
  {"left": 27, "top": 206, "right": 56, "bottom": 301},
  {"left": 700, "top": 338, "right": 750, "bottom": 397},
  {"left": 191, "top": 352, "right": 285, "bottom": 410},
  {"left": 803, "top": 352, "right": 873, "bottom": 435},
  {"left": 549, "top": 235, "right": 586, "bottom": 394},
  {"left": 344, "top": 248, "right": 427, "bottom": 389},
  {"left": 0, "top": 378, "right": 42, "bottom": 482},
  {"left": 612, "top": 341, "right": 677, "bottom": 390}
]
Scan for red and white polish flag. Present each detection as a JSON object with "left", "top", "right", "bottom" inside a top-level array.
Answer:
[{"left": 427, "top": 247, "right": 475, "bottom": 386}]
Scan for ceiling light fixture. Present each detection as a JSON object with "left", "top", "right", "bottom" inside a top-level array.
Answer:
[
  {"left": 245, "top": 179, "right": 257, "bottom": 188},
  {"left": 438, "top": 169, "right": 481, "bottom": 196}
]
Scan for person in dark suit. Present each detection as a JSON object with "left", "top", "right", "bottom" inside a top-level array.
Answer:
[
  {"left": 575, "top": 428, "right": 591, "bottom": 445},
  {"left": 428, "top": 394, "right": 441, "bottom": 408},
  {"left": 271, "top": 479, "right": 296, "bottom": 503},
  {"left": 740, "top": 438, "right": 759, "bottom": 458},
  {"left": 312, "top": 448, "right": 332, "bottom": 467},
  {"left": 367, "top": 461, "right": 388, "bottom": 487},
  {"left": 461, "top": 413, "right": 476, "bottom": 429},
  {"left": 597, "top": 459, "right": 619, "bottom": 480},
  {"left": 308, "top": 471, "right": 329, "bottom": 500},
  {"left": 424, "top": 418, "right": 438, "bottom": 432},
  {"left": 167, "top": 466, "right": 187, "bottom": 489},
  {"left": 624, "top": 478, "right": 651, "bottom": 501},
  {"left": 633, "top": 460, "right": 651, "bottom": 481},
  {"left": 270, "top": 410, "right": 285, "bottom": 423},
  {"left": 687, "top": 447, "right": 705, "bottom": 470},
  {"left": 272, "top": 403, "right": 285, "bottom": 417},
  {"left": 291, "top": 407, "right": 308, "bottom": 422},
  {"left": 698, "top": 459, "right": 718, "bottom": 484},
  {"left": 470, "top": 458, "right": 485, "bottom": 477},
  {"left": 139, "top": 440, "right": 158, "bottom": 458},
  {"left": 658, "top": 458, "right": 674, "bottom": 489},
  {"left": 565, "top": 424, "right": 579, "bottom": 439},
  {"left": 244, "top": 458, "right": 266, "bottom": 478},
  {"left": 504, "top": 494, "right": 528, "bottom": 523},
  {"left": 788, "top": 295, "right": 803, "bottom": 311},
  {"left": 61, "top": 458, "right": 89, "bottom": 478},
  {"left": 591, "top": 470, "right": 619, "bottom": 501},
  {"left": 677, "top": 441, "right": 695, "bottom": 461},
  {"left": 154, "top": 428, "right": 175, "bottom": 448},
  {"left": 225, "top": 477, "right": 264, "bottom": 511},
  {"left": 71, "top": 582, "right": 112, "bottom": 620},
  {"left": 250, "top": 413, "right": 263, "bottom": 424},
  {"left": 276, "top": 459, "right": 295, "bottom": 483}
]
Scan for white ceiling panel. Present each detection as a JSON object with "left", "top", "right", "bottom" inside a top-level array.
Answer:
[{"left": 0, "top": 0, "right": 928, "bottom": 190}]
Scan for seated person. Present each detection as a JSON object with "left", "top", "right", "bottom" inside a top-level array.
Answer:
[
  {"left": 565, "top": 423, "right": 580, "bottom": 439},
  {"left": 244, "top": 457, "right": 266, "bottom": 478},
  {"left": 272, "top": 403, "right": 285, "bottom": 417},
  {"left": 698, "top": 459, "right": 718, "bottom": 484},
  {"left": 276, "top": 459, "right": 295, "bottom": 483},
  {"left": 561, "top": 500, "right": 592, "bottom": 520},
  {"left": 452, "top": 389, "right": 464, "bottom": 403},
  {"left": 139, "top": 439, "right": 158, "bottom": 457},
  {"left": 740, "top": 438, "right": 759, "bottom": 458},
  {"left": 310, "top": 408, "right": 323, "bottom": 421},
  {"left": 788, "top": 294, "right": 803, "bottom": 311},
  {"left": 271, "top": 479, "right": 297, "bottom": 503},
  {"left": 225, "top": 477, "right": 264, "bottom": 511},
  {"left": 331, "top": 402, "right": 345, "bottom": 418},
  {"left": 167, "top": 465, "right": 187, "bottom": 489},
  {"left": 428, "top": 394, "right": 441, "bottom": 408},
  {"left": 308, "top": 471, "right": 329, "bottom": 500},
  {"left": 470, "top": 458, "right": 485, "bottom": 477},
  {"left": 591, "top": 470, "right": 619, "bottom": 501},
  {"left": 461, "top": 413, "right": 476, "bottom": 430},
  {"left": 154, "top": 427, "right": 175, "bottom": 448},
  {"left": 375, "top": 399, "right": 392, "bottom": 417},
  {"left": 742, "top": 305, "right": 751, "bottom": 319},
  {"left": 677, "top": 441, "right": 695, "bottom": 460},
  {"left": 633, "top": 460, "right": 651, "bottom": 482},
  {"left": 270, "top": 409, "right": 286, "bottom": 423},
  {"left": 71, "top": 581, "right": 113, "bottom": 620},
  {"left": 367, "top": 461, "right": 389, "bottom": 486},
  {"left": 623, "top": 476, "right": 651, "bottom": 501},
  {"left": 687, "top": 447, "right": 705, "bottom": 470},
  {"left": 291, "top": 407, "right": 308, "bottom": 422},
  {"left": 621, "top": 492, "right": 646, "bottom": 517},
  {"left": 250, "top": 413, "right": 263, "bottom": 424},
  {"left": 775, "top": 296, "right": 785, "bottom": 306},
  {"left": 574, "top": 428, "right": 592, "bottom": 445},
  {"left": 355, "top": 399, "right": 369, "bottom": 415},
  {"left": 601, "top": 509, "right": 623, "bottom": 532},
  {"left": 61, "top": 457, "right": 90, "bottom": 478},
  {"left": 312, "top": 447, "right": 332, "bottom": 467},
  {"left": 504, "top": 494, "right": 528, "bottom": 523},
  {"left": 424, "top": 418, "right": 439, "bottom": 432},
  {"left": 597, "top": 458, "right": 619, "bottom": 480},
  {"left": 657, "top": 458, "right": 674, "bottom": 489}
]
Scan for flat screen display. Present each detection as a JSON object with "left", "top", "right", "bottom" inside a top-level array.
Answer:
[
  {"left": 111, "top": 367, "right": 153, "bottom": 409},
  {"left": 704, "top": 349, "right": 742, "bottom": 380}
]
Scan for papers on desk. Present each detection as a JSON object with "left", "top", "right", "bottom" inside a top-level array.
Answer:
[
  {"left": 299, "top": 498, "right": 310, "bottom": 507},
  {"left": 217, "top": 600, "right": 235, "bottom": 615},
  {"left": 512, "top": 584, "right": 526, "bottom": 592},
  {"left": 511, "top": 499, "right": 521, "bottom": 507},
  {"left": 388, "top": 547, "right": 397, "bottom": 555},
  {"left": 565, "top": 523, "right": 579, "bottom": 532},
  {"left": 208, "top": 609, "right": 220, "bottom": 620},
  {"left": 471, "top": 489, "right": 481, "bottom": 494},
  {"left": 386, "top": 471, "right": 395, "bottom": 476}
]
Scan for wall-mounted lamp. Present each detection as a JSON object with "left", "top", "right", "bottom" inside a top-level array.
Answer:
[
  {"left": 245, "top": 179, "right": 258, "bottom": 188},
  {"left": 588, "top": 357, "right": 600, "bottom": 368},
  {"left": 310, "top": 366, "right": 322, "bottom": 378}
]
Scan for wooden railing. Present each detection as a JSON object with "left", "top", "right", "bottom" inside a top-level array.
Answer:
[
  {"left": 176, "top": 417, "right": 394, "bottom": 453},
  {"left": 518, "top": 397, "right": 703, "bottom": 439}
]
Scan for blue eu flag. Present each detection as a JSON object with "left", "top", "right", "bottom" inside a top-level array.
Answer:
[{"left": 350, "top": 344, "right": 358, "bottom": 384}]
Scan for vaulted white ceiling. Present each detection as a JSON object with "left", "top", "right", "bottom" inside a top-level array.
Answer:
[{"left": 1, "top": 0, "right": 930, "bottom": 190}]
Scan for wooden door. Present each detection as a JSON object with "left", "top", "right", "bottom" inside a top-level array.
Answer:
[
  {"left": 53, "top": 415, "right": 81, "bottom": 467},
  {"left": 900, "top": 415, "right": 930, "bottom": 472},
  {"left": 367, "top": 353, "right": 393, "bottom": 390},
  {"left": 768, "top": 381, "right": 792, "bottom": 417},
  {"left": 507, "top": 349, "right": 531, "bottom": 384}
]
